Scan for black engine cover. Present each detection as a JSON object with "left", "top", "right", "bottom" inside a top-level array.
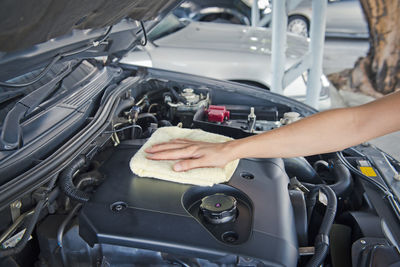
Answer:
[{"left": 79, "top": 141, "right": 298, "bottom": 266}]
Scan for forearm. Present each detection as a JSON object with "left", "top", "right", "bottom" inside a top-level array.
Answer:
[
  {"left": 146, "top": 91, "right": 400, "bottom": 172},
  {"left": 228, "top": 107, "right": 365, "bottom": 159}
]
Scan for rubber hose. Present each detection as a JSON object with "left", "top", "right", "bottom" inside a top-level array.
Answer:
[
  {"left": 159, "top": 120, "right": 173, "bottom": 127},
  {"left": 169, "top": 88, "right": 187, "bottom": 104},
  {"left": 59, "top": 156, "right": 91, "bottom": 203},
  {"left": 57, "top": 203, "right": 83, "bottom": 267},
  {"left": 307, "top": 243, "right": 329, "bottom": 267},
  {"left": 306, "top": 189, "right": 319, "bottom": 222},
  {"left": 283, "top": 157, "right": 321, "bottom": 184},
  {"left": 303, "top": 160, "right": 353, "bottom": 197},
  {"left": 306, "top": 185, "right": 337, "bottom": 267},
  {"left": 328, "top": 160, "right": 353, "bottom": 197},
  {"left": 64, "top": 171, "right": 101, "bottom": 210},
  {"left": 75, "top": 172, "right": 101, "bottom": 189},
  {"left": 313, "top": 160, "right": 329, "bottom": 172},
  {"left": 137, "top": 113, "right": 158, "bottom": 124},
  {"left": 0, "top": 199, "right": 45, "bottom": 258}
]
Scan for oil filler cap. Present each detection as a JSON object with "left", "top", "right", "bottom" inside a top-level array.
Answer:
[{"left": 200, "top": 193, "right": 237, "bottom": 224}]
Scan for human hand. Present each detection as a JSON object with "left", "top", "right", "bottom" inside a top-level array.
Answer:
[{"left": 145, "top": 139, "right": 235, "bottom": 172}]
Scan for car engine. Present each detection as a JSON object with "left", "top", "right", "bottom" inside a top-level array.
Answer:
[
  {"left": 33, "top": 74, "right": 305, "bottom": 266},
  {"left": 34, "top": 71, "right": 339, "bottom": 266},
  {"left": 2, "top": 63, "right": 400, "bottom": 267}
]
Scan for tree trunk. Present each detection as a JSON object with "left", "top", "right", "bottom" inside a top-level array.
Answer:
[{"left": 330, "top": 1, "right": 400, "bottom": 97}]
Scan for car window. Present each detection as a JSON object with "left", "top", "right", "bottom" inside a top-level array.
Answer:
[{"left": 148, "top": 14, "right": 188, "bottom": 41}]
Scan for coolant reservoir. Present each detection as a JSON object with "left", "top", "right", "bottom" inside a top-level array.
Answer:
[{"left": 280, "top": 112, "right": 301, "bottom": 125}]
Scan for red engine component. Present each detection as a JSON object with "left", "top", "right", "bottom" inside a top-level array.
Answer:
[{"left": 206, "top": 105, "right": 230, "bottom": 123}]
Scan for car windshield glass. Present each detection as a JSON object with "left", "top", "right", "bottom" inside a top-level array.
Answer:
[{"left": 148, "top": 14, "right": 187, "bottom": 41}]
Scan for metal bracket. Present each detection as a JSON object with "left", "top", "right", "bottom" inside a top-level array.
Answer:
[
  {"left": 10, "top": 200, "right": 22, "bottom": 222},
  {"left": 250, "top": 0, "right": 328, "bottom": 109}
]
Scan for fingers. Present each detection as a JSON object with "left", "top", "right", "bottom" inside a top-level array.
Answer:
[
  {"left": 145, "top": 142, "right": 189, "bottom": 153},
  {"left": 146, "top": 145, "right": 198, "bottom": 160},
  {"left": 173, "top": 159, "right": 206, "bottom": 171},
  {"left": 145, "top": 139, "right": 197, "bottom": 153},
  {"left": 173, "top": 157, "right": 224, "bottom": 171}
]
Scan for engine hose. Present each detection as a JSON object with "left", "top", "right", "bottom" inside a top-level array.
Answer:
[
  {"left": 328, "top": 159, "right": 353, "bottom": 196},
  {"left": 313, "top": 160, "right": 329, "bottom": 172},
  {"left": 57, "top": 203, "right": 83, "bottom": 267},
  {"left": 137, "top": 113, "right": 158, "bottom": 124},
  {"left": 64, "top": 171, "right": 101, "bottom": 210},
  {"left": 169, "top": 88, "right": 187, "bottom": 104},
  {"left": 287, "top": 157, "right": 353, "bottom": 197},
  {"left": 59, "top": 156, "right": 92, "bottom": 203},
  {"left": 283, "top": 157, "right": 322, "bottom": 184},
  {"left": 306, "top": 185, "right": 337, "bottom": 267},
  {"left": 0, "top": 199, "right": 45, "bottom": 258},
  {"left": 303, "top": 159, "right": 353, "bottom": 197},
  {"left": 159, "top": 120, "right": 173, "bottom": 127}
]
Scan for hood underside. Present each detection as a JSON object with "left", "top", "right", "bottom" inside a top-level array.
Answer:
[{"left": 0, "top": 0, "right": 178, "bottom": 52}]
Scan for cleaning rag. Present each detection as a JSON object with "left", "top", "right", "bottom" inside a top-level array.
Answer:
[{"left": 129, "top": 126, "right": 239, "bottom": 186}]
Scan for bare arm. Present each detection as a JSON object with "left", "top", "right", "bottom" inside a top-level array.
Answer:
[{"left": 146, "top": 91, "right": 400, "bottom": 171}]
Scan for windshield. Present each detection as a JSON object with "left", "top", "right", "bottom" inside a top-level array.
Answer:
[{"left": 148, "top": 14, "right": 188, "bottom": 41}]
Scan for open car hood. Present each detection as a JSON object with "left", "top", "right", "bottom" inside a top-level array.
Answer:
[
  {"left": 0, "top": 0, "right": 179, "bottom": 52},
  {"left": 0, "top": 0, "right": 180, "bottom": 81}
]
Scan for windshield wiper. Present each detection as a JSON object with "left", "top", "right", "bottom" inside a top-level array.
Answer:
[{"left": 0, "top": 62, "right": 74, "bottom": 150}]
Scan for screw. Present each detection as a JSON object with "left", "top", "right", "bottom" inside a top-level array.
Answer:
[
  {"left": 394, "top": 173, "right": 400, "bottom": 181},
  {"left": 360, "top": 240, "right": 366, "bottom": 245},
  {"left": 11, "top": 200, "right": 22, "bottom": 209},
  {"left": 110, "top": 202, "right": 127, "bottom": 212},
  {"left": 240, "top": 172, "right": 254, "bottom": 180}
]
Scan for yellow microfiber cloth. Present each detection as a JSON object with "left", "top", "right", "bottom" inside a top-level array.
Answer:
[{"left": 129, "top": 127, "right": 239, "bottom": 186}]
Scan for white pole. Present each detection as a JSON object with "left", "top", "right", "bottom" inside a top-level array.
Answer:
[
  {"left": 251, "top": 0, "right": 260, "bottom": 27},
  {"left": 305, "top": 0, "right": 327, "bottom": 109},
  {"left": 270, "top": 0, "right": 287, "bottom": 94}
]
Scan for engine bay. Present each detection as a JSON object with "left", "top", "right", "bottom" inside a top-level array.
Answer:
[{"left": 1, "top": 63, "right": 400, "bottom": 266}]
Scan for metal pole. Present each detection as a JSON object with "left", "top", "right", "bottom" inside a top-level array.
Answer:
[
  {"left": 270, "top": 0, "right": 287, "bottom": 94},
  {"left": 305, "top": 0, "right": 327, "bottom": 109},
  {"left": 251, "top": 0, "right": 260, "bottom": 27}
]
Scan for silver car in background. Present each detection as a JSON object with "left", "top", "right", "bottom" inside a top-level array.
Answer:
[
  {"left": 121, "top": 14, "right": 331, "bottom": 110},
  {"left": 281, "top": 0, "right": 368, "bottom": 38},
  {"left": 174, "top": 0, "right": 368, "bottom": 38}
]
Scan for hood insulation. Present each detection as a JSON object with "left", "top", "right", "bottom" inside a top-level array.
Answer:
[{"left": 0, "top": 0, "right": 178, "bottom": 52}]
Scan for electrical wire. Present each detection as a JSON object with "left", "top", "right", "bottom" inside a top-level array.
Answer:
[
  {"left": 103, "top": 124, "right": 142, "bottom": 134},
  {"left": 0, "top": 200, "right": 45, "bottom": 257},
  {"left": 57, "top": 203, "right": 83, "bottom": 267},
  {"left": 0, "top": 26, "right": 113, "bottom": 88},
  {"left": 139, "top": 21, "right": 147, "bottom": 46},
  {"left": 62, "top": 26, "right": 113, "bottom": 57},
  {"left": 337, "top": 151, "right": 388, "bottom": 193},
  {"left": 336, "top": 151, "right": 400, "bottom": 221}
]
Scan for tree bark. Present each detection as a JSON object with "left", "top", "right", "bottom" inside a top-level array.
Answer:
[{"left": 330, "top": 1, "right": 400, "bottom": 97}]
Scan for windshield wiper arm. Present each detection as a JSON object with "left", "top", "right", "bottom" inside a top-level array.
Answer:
[{"left": 0, "top": 62, "right": 73, "bottom": 150}]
